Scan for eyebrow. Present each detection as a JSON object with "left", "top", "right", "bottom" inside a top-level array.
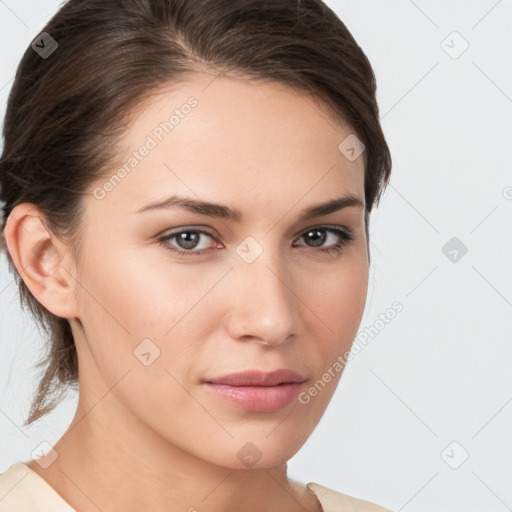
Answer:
[{"left": 136, "top": 193, "right": 364, "bottom": 222}]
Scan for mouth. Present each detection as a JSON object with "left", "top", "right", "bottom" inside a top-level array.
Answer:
[{"left": 202, "top": 369, "right": 307, "bottom": 413}]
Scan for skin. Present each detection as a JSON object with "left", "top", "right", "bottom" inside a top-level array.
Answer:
[{"left": 5, "top": 72, "right": 368, "bottom": 512}]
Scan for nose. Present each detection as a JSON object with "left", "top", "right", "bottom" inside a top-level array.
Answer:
[{"left": 224, "top": 250, "right": 300, "bottom": 347}]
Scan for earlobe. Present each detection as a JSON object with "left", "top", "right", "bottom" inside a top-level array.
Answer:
[{"left": 3, "top": 203, "right": 79, "bottom": 319}]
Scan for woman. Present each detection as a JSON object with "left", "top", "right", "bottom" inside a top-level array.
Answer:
[{"left": 0, "top": 0, "right": 393, "bottom": 510}]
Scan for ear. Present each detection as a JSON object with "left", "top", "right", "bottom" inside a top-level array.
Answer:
[{"left": 3, "top": 203, "right": 79, "bottom": 319}]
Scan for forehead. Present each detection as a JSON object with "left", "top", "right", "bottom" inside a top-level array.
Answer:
[{"left": 90, "top": 73, "right": 365, "bottom": 218}]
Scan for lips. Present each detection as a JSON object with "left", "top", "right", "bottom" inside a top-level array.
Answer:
[
  {"left": 202, "top": 369, "right": 307, "bottom": 413},
  {"left": 204, "top": 369, "right": 307, "bottom": 387}
]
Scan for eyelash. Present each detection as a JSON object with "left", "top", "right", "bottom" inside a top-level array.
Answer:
[{"left": 158, "top": 226, "right": 354, "bottom": 258}]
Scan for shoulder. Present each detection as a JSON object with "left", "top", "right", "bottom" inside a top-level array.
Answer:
[
  {"left": 307, "top": 482, "right": 394, "bottom": 512},
  {"left": 0, "top": 462, "right": 75, "bottom": 512}
]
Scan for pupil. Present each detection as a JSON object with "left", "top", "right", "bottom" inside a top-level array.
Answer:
[
  {"left": 178, "top": 232, "right": 199, "bottom": 249},
  {"left": 306, "top": 229, "right": 325, "bottom": 247}
]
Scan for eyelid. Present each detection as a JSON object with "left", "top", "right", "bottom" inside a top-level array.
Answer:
[{"left": 296, "top": 223, "right": 352, "bottom": 237}]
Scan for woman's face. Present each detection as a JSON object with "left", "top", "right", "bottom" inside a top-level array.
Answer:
[{"left": 69, "top": 73, "right": 368, "bottom": 469}]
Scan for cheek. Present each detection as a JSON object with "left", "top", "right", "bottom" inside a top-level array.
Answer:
[
  {"left": 77, "top": 249, "right": 204, "bottom": 335},
  {"left": 291, "top": 262, "right": 368, "bottom": 418},
  {"left": 72, "top": 255, "right": 209, "bottom": 419},
  {"left": 73, "top": 250, "right": 225, "bottom": 380},
  {"left": 307, "top": 256, "right": 368, "bottom": 353}
]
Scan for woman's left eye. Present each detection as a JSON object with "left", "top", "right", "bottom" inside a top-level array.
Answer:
[
  {"left": 158, "top": 226, "right": 354, "bottom": 257},
  {"left": 294, "top": 227, "right": 354, "bottom": 255}
]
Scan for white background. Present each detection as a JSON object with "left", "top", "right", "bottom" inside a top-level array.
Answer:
[{"left": 1, "top": 1, "right": 511, "bottom": 511}]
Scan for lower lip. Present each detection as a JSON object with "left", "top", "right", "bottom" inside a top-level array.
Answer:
[{"left": 202, "top": 382, "right": 304, "bottom": 412}]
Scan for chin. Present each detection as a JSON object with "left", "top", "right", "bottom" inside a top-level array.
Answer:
[{"left": 201, "top": 427, "right": 311, "bottom": 470}]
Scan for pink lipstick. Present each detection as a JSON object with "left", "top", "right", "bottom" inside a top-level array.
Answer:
[{"left": 203, "top": 369, "right": 306, "bottom": 413}]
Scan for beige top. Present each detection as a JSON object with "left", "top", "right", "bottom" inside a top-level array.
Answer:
[{"left": 0, "top": 462, "right": 393, "bottom": 511}]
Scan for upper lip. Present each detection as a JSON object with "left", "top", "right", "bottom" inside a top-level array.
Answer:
[{"left": 204, "top": 369, "right": 307, "bottom": 387}]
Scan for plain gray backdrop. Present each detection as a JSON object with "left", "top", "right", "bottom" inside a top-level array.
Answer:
[{"left": 1, "top": 1, "right": 511, "bottom": 511}]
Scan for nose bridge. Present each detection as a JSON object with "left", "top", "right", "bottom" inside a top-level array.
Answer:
[
  {"left": 240, "top": 244, "right": 293, "bottom": 310},
  {"left": 226, "top": 238, "right": 299, "bottom": 343}
]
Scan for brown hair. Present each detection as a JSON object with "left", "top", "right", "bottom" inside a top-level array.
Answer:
[{"left": 0, "top": 0, "right": 391, "bottom": 426}]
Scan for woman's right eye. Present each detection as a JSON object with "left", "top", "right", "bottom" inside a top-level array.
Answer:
[{"left": 158, "top": 228, "right": 218, "bottom": 257}]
